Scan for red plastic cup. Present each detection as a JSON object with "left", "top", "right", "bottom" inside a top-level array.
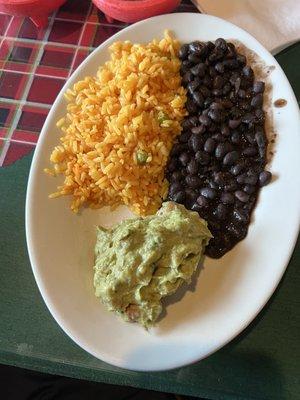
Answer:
[
  {"left": 0, "top": 0, "right": 67, "bottom": 28},
  {"left": 92, "top": 0, "right": 181, "bottom": 23}
]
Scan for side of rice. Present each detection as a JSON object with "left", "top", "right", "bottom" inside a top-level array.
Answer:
[{"left": 47, "top": 31, "right": 186, "bottom": 215}]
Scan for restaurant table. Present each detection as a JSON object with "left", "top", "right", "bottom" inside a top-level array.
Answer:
[{"left": 0, "top": 1, "right": 299, "bottom": 399}]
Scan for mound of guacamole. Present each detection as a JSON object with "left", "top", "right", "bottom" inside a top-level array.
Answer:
[{"left": 94, "top": 202, "right": 212, "bottom": 328}]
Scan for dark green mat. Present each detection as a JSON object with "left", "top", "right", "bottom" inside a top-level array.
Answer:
[{"left": 0, "top": 45, "right": 299, "bottom": 399}]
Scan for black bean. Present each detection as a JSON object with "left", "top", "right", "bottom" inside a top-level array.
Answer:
[
  {"left": 204, "top": 138, "right": 216, "bottom": 153},
  {"left": 199, "top": 114, "right": 211, "bottom": 126},
  {"left": 195, "top": 150, "right": 210, "bottom": 165},
  {"left": 255, "top": 109, "right": 264, "bottom": 122},
  {"left": 243, "top": 174, "right": 258, "bottom": 185},
  {"left": 235, "top": 190, "right": 250, "bottom": 203},
  {"left": 215, "top": 62, "right": 224, "bottom": 74},
  {"left": 202, "top": 75, "right": 212, "bottom": 88},
  {"left": 222, "top": 83, "right": 231, "bottom": 95},
  {"left": 191, "top": 62, "right": 206, "bottom": 77},
  {"left": 170, "top": 143, "right": 187, "bottom": 156},
  {"left": 169, "top": 182, "right": 183, "bottom": 195},
  {"left": 215, "top": 38, "right": 227, "bottom": 50},
  {"left": 243, "top": 146, "right": 257, "bottom": 156},
  {"left": 208, "top": 109, "right": 223, "bottom": 122},
  {"left": 236, "top": 174, "right": 246, "bottom": 184},
  {"left": 171, "top": 191, "right": 186, "bottom": 203},
  {"left": 196, "top": 195, "right": 209, "bottom": 208},
  {"left": 189, "top": 41, "right": 204, "bottom": 55},
  {"left": 253, "top": 81, "right": 265, "bottom": 94},
  {"left": 242, "top": 113, "right": 256, "bottom": 124},
  {"left": 179, "top": 44, "right": 189, "bottom": 60},
  {"left": 233, "top": 209, "right": 250, "bottom": 224},
  {"left": 244, "top": 185, "right": 256, "bottom": 194},
  {"left": 189, "top": 134, "right": 203, "bottom": 152},
  {"left": 255, "top": 130, "right": 266, "bottom": 148},
  {"left": 213, "top": 171, "right": 229, "bottom": 186},
  {"left": 258, "top": 171, "right": 272, "bottom": 186},
  {"left": 221, "top": 192, "right": 234, "bottom": 204},
  {"left": 179, "top": 152, "right": 190, "bottom": 166},
  {"left": 200, "top": 187, "right": 217, "bottom": 199},
  {"left": 188, "top": 52, "right": 202, "bottom": 63},
  {"left": 167, "top": 158, "right": 178, "bottom": 173},
  {"left": 187, "top": 80, "right": 200, "bottom": 95},
  {"left": 209, "top": 181, "right": 219, "bottom": 189},
  {"left": 182, "top": 71, "right": 193, "bottom": 85},
  {"left": 221, "top": 124, "right": 230, "bottom": 136},
  {"left": 186, "top": 175, "right": 202, "bottom": 188},
  {"left": 186, "top": 99, "right": 198, "bottom": 114},
  {"left": 213, "top": 75, "right": 224, "bottom": 89},
  {"left": 231, "top": 131, "right": 241, "bottom": 144},
  {"left": 208, "top": 49, "right": 224, "bottom": 63},
  {"left": 228, "top": 119, "right": 241, "bottom": 129},
  {"left": 223, "top": 151, "right": 239, "bottom": 165},
  {"left": 191, "top": 125, "right": 206, "bottom": 135},
  {"left": 212, "top": 88, "right": 223, "bottom": 96},
  {"left": 225, "top": 182, "right": 238, "bottom": 192},
  {"left": 199, "top": 85, "right": 211, "bottom": 98},
  {"left": 192, "top": 91, "right": 204, "bottom": 107},
  {"left": 236, "top": 54, "right": 246, "bottom": 65},
  {"left": 223, "top": 59, "right": 239, "bottom": 69},
  {"left": 185, "top": 188, "right": 198, "bottom": 202},
  {"left": 215, "top": 204, "right": 228, "bottom": 220},
  {"left": 231, "top": 163, "right": 244, "bottom": 176},
  {"left": 242, "top": 65, "right": 254, "bottom": 78},
  {"left": 210, "top": 102, "right": 224, "bottom": 111},
  {"left": 215, "top": 142, "right": 232, "bottom": 158},
  {"left": 246, "top": 132, "right": 256, "bottom": 144},
  {"left": 187, "top": 159, "right": 199, "bottom": 175},
  {"left": 238, "top": 89, "right": 246, "bottom": 99},
  {"left": 251, "top": 93, "right": 263, "bottom": 108},
  {"left": 209, "top": 66, "right": 218, "bottom": 77},
  {"left": 191, "top": 203, "right": 203, "bottom": 212},
  {"left": 171, "top": 171, "right": 182, "bottom": 182},
  {"left": 178, "top": 131, "right": 191, "bottom": 143},
  {"left": 182, "top": 116, "right": 198, "bottom": 129}
]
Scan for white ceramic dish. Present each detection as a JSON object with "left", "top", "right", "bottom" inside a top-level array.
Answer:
[{"left": 26, "top": 13, "right": 300, "bottom": 371}]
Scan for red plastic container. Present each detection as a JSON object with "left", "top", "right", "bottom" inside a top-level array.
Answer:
[
  {"left": 0, "top": 0, "right": 67, "bottom": 28},
  {"left": 92, "top": 0, "right": 181, "bottom": 23}
]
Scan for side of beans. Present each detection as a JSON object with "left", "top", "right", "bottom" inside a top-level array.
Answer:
[{"left": 167, "top": 39, "right": 272, "bottom": 258}]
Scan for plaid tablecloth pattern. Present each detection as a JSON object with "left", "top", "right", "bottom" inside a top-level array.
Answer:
[{"left": 0, "top": 0, "right": 198, "bottom": 167}]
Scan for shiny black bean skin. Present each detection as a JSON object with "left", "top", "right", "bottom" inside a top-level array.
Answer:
[
  {"left": 215, "top": 142, "right": 232, "bottom": 159},
  {"left": 189, "top": 134, "right": 203, "bottom": 152},
  {"left": 225, "top": 182, "right": 238, "bottom": 192},
  {"left": 196, "top": 195, "right": 209, "bottom": 207},
  {"left": 230, "top": 163, "right": 244, "bottom": 176},
  {"left": 199, "top": 114, "right": 211, "bottom": 126},
  {"left": 182, "top": 116, "right": 198, "bottom": 130},
  {"left": 235, "top": 190, "right": 250, "bottom": 203},
  {"left": 171, "top": 171, "right": 182, "bottom": 182},
  {"left": 185, "top": 188, "right": 198, "bottom": 202},
  {"left": 243, "top": 174, "right": 258, "bottom": 185},
  {"left": 182, "top": 71, "right": 193, "bottom": 85},
  {"left": 186, "top": 99, "right": 198, "bottom": 114},
  {"left": 188, "top": 41, "right": 204, "bottom": 55},
  {"left": 208, "top": 109, "right": 223, "bottom": 122},
  {"left": 204, "top": 138, "right": 216, "bottom": 153},
  {"left": 241, "top": 113, "right": 256, "bottom": 124},
  {"left": 223, "top": 150, "right": 239, "bottom": 165},
  {"left": 251, "top": 93, "right": 263, "bottom": 108},
  {"left": 192, "top": 91, "right": 204, "bottom": 107},
  {"left": 187, "top": 159, "right": 199, "bottom": 175},
  {"left": 244, "top": 185, "right": 256, "bottom": 194},
  {"left": 191, "top": 62, "right": 206, "bottom": 77},
  {"left": 171, "top": 191, "right": 186, "bottom": 203},
  {"left": 221, "top": 124, "right": 230, "bottom": 136},
  {"left": 188, "top": 53, "right": 202, "bottom": 63},
  {"left": 215, "top": 38, "right": 227, "bottom": 50},
  {"left": 213, "top": 171, "right": 229, "bottom": 186},
  {"left": 191, "top": 203, "right": 203, "bottom": 213},
  {"left": 215, "top": 62, "right": 224, "bottom": 74},
  {"left": 178, "top": 131, "right": 191, "bottom": 143},
  {"left": 187, "top": 80, "right": 200, "bottom": 95},
  {"left": 195, "top": 151, "right": 210, "bottom": 165},
  {"left": 167, "top": 158, "right": 177, "bottom": 172},
  {"left": 231, "top": 131, "right": 241, "bottom": 144},
  {"left": 213, "top": 75, "right": 224, "bottom": 89},
  {"left": 259, "top": 171, "right": 272, "bottom": 186},
  {"left": 238, "top": 89, "right": 246, "bottom": 99},
  {"left": 233, "top": 209, "right": 250, "bottom": 224},
  {"left": 221, "top": 192, "right": 235, "bottom": 204},
  {"left": 215, "top": 204, "right": 228, "bottom": 220},
  {"left": 191, "top": 125, "right": 206, "bottom": 135},
  {"left": 179, "top": 44, "right": 189, "bottom": 60},
  {"left": 242, "top": 65, "right": 254, "bottom": 78},
  {"left": 255, "top": 130, "right": 266, "bottom": 147},
  {"left": 200, "top": 187, "right": 217, "bottom": 199},
  {"left": 253, "top": 81, "right": 265, "bottom": 94},
  {"left": 185, "top": 175, "right": 202, "bottom": 188},
  {"left": 169, "top": 182, "right": 183, "bottom": 195},
  {"left": 236, "top": 174, "right": 247, "bottom": 184},
  {"left": 179, "top": 152, "right": 190, "bottom": 166},
  {"left": 228, "top": 119, "right": 241, "bottom": 129}
]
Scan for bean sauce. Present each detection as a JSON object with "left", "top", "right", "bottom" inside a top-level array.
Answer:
[{"left": 166, "top": 39, "right": 272, "bottom": 258}]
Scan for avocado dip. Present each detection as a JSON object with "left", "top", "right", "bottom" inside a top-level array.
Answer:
[{"left": 94, "top": 202, "right": 212, "bottom": 328}]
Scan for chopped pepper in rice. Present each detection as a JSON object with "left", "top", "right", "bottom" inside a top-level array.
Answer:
[{"left": 46, "top": 31, "right": 187, "bottom": 215}]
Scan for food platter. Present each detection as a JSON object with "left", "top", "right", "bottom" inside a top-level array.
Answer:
[{"left": 26, "top": 13, "right": 300, "bottom": 371}]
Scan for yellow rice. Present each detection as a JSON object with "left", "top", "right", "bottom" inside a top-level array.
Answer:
[{"left": 46, "top": 31, "right": 186, "bottom": 215}]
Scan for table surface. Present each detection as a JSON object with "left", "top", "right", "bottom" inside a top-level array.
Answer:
[{"left": 0, "top": 1, "right": 299, "bottom": 399}]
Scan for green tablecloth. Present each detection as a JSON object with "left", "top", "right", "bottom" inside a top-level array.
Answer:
[{"left": 0, "top": 44, "right": 299, "bottom": 400}]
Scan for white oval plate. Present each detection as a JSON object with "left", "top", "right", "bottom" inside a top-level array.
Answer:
[{"left": 26, "top": 13, "right": 300, "bottom": 371}]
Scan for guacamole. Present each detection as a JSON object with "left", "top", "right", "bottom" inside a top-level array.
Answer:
[{"left": 94, "top": 202, "right": 212, "bottom": 328}]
